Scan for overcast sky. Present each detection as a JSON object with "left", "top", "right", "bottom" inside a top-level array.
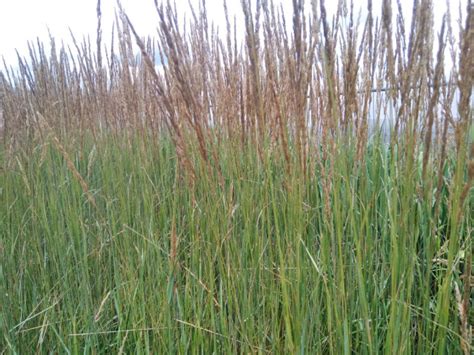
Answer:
[{"left": 0, "top": 0, "right": 468, "bottom": 66}]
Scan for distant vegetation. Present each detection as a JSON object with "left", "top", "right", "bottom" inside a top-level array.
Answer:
[{"left": 1, "top": 0, "right": 472, "bottom": 353}]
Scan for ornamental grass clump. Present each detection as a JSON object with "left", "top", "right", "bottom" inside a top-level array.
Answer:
[{"left": 1, "top": 0, "right": 472, "bottom": 353}]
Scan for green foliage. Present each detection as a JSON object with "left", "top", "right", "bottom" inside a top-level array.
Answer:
[{"left": 1, "top": 134, "right": 471, "bottom": 353}]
